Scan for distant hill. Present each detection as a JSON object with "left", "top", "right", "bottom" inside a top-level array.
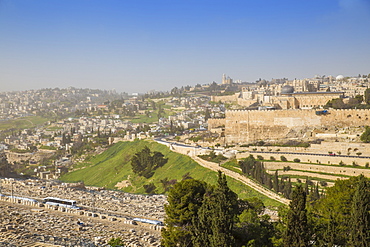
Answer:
[{"left": 60, "top": 140, "right": 281, "bottom": 207}]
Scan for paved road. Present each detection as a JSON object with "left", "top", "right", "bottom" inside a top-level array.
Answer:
[{"left": 156, "top": 139, "right": 290, "bottom": 205}]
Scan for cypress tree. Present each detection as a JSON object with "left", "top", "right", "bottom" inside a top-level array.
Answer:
[
  {"left": 304, "top": 178, "right": 309, "bottom": 195},
  {"left": 286, "top": 178, "right": 292, "bottom": 199},
  {"left": 284, "top": 185, "right": 310, "bottom": 247},
  {"left": 161, "top": 179, "right": 207, "bottom": 247},
  {"left": 349, "top": 175, "right": 370, "bottom": 247},
  {"left": 192, "top": 171, "right": 238, "bottom": 247},
  {"left": 266, "top": 174, "right": 273, "bottom": 189},
  {"left": 274, "top": 171, "right": 279, "bottom": 192}
]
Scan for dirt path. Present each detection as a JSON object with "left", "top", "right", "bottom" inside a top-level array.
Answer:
[
  {"left": 190, "top": 156, "right": 290, "bottom": 205},
  {"left": 157, "top": 139, "right": 290, "bottom": 205}
]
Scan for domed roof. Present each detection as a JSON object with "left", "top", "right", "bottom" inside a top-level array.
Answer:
[
  {"left": 281, "top": 85, "right": 294, "bottom": 94},
  {"left": 336, "top": 75, "right": 344, "bottom": 81}
]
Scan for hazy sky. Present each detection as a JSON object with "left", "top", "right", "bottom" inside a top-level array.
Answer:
[{"left": 1, "top": 0, "right": 369, "bottom": 93}]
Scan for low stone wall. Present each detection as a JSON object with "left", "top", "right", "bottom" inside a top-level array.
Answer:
[
  {"left": 263, "top": 161, "right": 370, "bottom": 177},
  {"left": 237, "top": 151, "right": 370, "bottom": 167}
]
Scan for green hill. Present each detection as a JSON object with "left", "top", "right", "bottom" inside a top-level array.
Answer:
[{"left": 60, "top": 140, "right": 281, "bottom": 207}]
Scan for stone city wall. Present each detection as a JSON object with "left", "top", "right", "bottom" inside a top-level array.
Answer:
[
  {"left": 207, "top": 118, "right": 226, "bottom": 129},
  {"left": 237, "top": 98, "right": 257, "bottom": 107},
  {"left": 212, "top": 109, "right": 370, "bottom": 143},
  {"left": 211, "top": 94, "right": 239, "bottom": 103}
]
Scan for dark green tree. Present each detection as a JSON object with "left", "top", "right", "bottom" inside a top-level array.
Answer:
[
  {"left": 130, "top": 146, "right": 168, "bottom": 178},
  {"left": 360, "top": 126, "right": 370, "bottom": 143},
  {"left": 0, "top": 154, "right": 12, "bottom": 177},
  {"left": 205, "top": 108, "right": 211, "bottom": 121},
  {"left": 273, "top": 171, "right": 279, "bottom": 193},
  {"left": 349, "top": 175, "right": 370, "bottom": 247},
  {"left": 191, "top": 171, "right": 239, "bottom": 247},
  {"left": 365, "top": 88, "right": 370, "bottom": 104},
  {"left": 161, "top": 179, "right": 208, "bottom": 247},
  {"left": 355, "top": 94, "right": 364, "bottom": 103},
  {"left": 143, "top": 182, "right": 157, "bottom": 194},
  {"left": 284, "top": 185, "right": 309, "bottom": 247},
  {"left": 311, "top": 176, "right": 364, "bottom": 246}
]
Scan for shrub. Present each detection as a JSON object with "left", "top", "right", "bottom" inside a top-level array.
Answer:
[
  {"left": 320, "top": 181, "right": 328, "bottom": 187},
  {"left": 293, "top": 158, "right": 301, "bottom": 163},
  {"left": 360, "top": 126, "right": 370, "bottom": 142},
  {"left": 143, "top": 183, "right": 157, "bottom": 194},
  {"left": 108, "top": 237, "right": 124, "bottom": 247},
  {"left": 270, "top": 156, "right": 276, "bottom": 161},
  {"left": 257, "top": 155, "right": 264, "bottom": 160},
  {"left": 280, "top": 156, "right": 288, "bottom": 162},
  {"left": 366, "top": 162, "right": 369, "bottom": 168}
]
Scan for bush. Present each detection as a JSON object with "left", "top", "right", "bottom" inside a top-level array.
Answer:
[
  {"left": 257, "top": 155, "right": 264, "bottom": 160},
  {"left": 280, "top": 156, "right": 288, "bottom": 162},
  {"left": 320, "top": 181, "right": 328, "bottom": 187},
  {"left": 293, "top": 158, "right": 301, "bottom": 163},
  {"left": 108, "top": 237, "right": 124, "bottom": 247},
  {"left": 270, "top": 156, "right": 276, "bottom": 161},
  {"left": 366, "top": 162, "right": 369, "bottom": 168},
  {"left": 143, "top": 183, "right": 157, "bottom": 194},
  {"left": 360, "top": 126, "right": 370, "bottom": 142}
]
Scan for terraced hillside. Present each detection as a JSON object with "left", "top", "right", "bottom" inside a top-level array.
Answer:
[
  {"left": 236, "top": 148, "right": 370, "bottom": 191},
  {"left": 60, "top": 140, "right": 282, "bottom": 207}
]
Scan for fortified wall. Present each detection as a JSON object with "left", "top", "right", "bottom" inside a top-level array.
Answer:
[
  {"left": 211, "top": 94, "right": 239, "bottom": 103},
  {"left": 207, "top": 118, "right": 226, "bottom": 129},
  {"left": 209, "top": 109, "right": 370, "bottom": 144}
]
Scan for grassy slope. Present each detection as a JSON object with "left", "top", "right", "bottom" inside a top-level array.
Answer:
[
  {"left": 61, "top": 140, "right": 281, "bottom": 207},
  {"left": 0, "top": 116, "right": 49, "bottom": 130}
]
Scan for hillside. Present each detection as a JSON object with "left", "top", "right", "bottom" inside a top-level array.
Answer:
[{"left": 60, "top": 140, "right": 281, "bottom": 207}]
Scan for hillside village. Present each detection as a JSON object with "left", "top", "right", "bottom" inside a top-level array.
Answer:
[
  {"left": 1, "top": 74, "right": 370, "bottom": 177},
  {"left": 1, "top": 74, "right": 370, "bottom": 246}
]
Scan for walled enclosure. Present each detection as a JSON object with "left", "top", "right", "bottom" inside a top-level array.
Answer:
[{"left": 208, "top": 109, "right": 370, "bottom": 144}]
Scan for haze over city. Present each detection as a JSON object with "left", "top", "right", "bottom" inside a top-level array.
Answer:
[{"left": 1, "top": 0, "right": 369, "bottom": 93}]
